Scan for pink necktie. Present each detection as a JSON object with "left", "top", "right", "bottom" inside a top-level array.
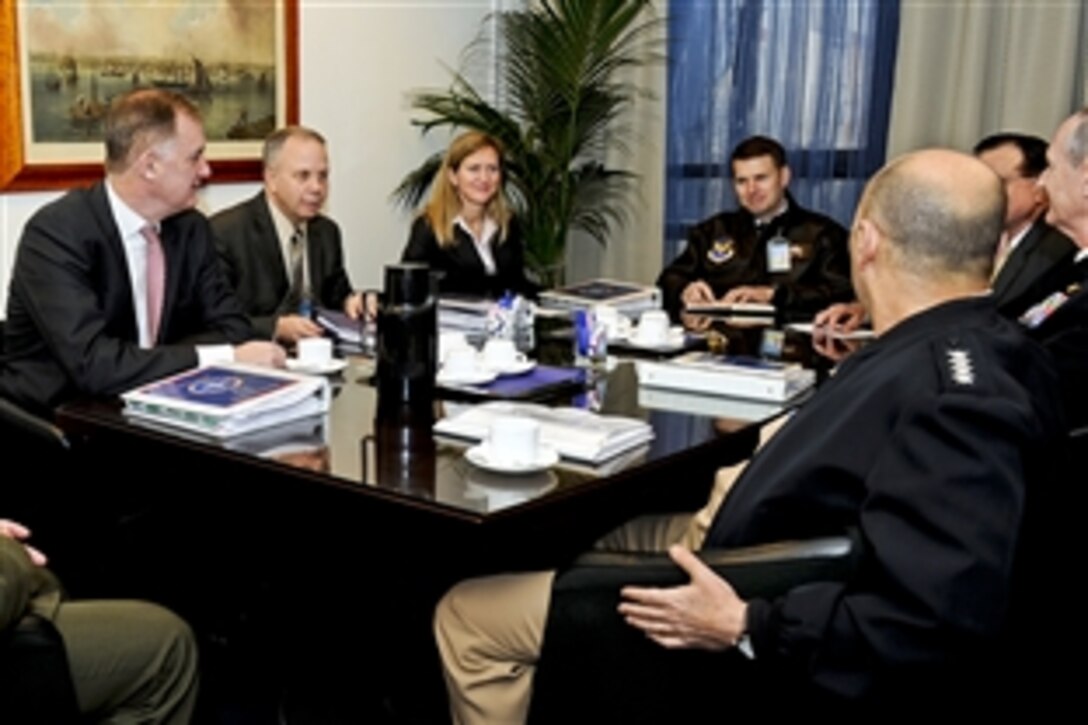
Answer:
[{"left": 142, "top": 225, "right": 165, "bottom": 344}]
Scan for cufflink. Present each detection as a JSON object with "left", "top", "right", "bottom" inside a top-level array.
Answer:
[{"left": 736, "top": 632, "right": 755, "bottom": 659}]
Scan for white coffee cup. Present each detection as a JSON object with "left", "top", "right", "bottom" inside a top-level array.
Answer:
[
  {"left": 296, "top": 336, "right": 333, "bottom": 365},
  {"left": 487, "top": 416, "right": 540, "bottom": 465},
  {"left": 439, "top": 331, "right": 471, "bottom": 363},
  {"left": 592, "top": 304, "right": 631, "bottom": 340},
  {"left": 634, "top": 310, "right": 670, "bottom": 346},
  {"left": 481, "top": 338, "right": 527, "bottom": 369},
  {"left": 443, "top": 346, "right": 480, "bottom": 378}
]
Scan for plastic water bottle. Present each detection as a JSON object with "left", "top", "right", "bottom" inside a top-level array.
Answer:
[
  {"left": 486, "top": 292, "right": 517, "bottom": 341},
  {"left": 573, "top": 308, "right": 607, "bottom": 367}
]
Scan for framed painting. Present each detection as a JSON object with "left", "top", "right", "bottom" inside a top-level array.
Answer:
[{"left": 1, "top": 0, "right": 298, "bottom": 191}]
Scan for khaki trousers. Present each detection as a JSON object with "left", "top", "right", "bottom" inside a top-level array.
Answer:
[
  {"left": 55, "top": 600, "right": 199, "bottom": 724},
  {"left": 434, "top": 417, "right": 791, "bottom": 725}
]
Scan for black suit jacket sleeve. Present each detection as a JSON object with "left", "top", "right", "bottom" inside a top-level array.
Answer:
[
  {"left": 402, "top": 215, "right": 537, "bottom": 299},
  {"left": 211, "top": 193, "right": 284, "bottom": 339},
  {"left": 744, "top": 384, "right": 1039, "bottom": 699},
  {"left": 1, "top": 184, "right": 252, "bottom": 411},
  {"left": 657, "top": 225, "right": 709, "bottom": 316},
  {"left": 309, "top": 220, "right": 354, "bottom": 314}
]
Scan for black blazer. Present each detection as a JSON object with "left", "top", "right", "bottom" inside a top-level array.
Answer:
[
  {"left": 0, "top": 182, "right": 253, "bottom": 414},
  {"left": 210, "top": 192, "right": 355, "bottom": 338},
  {"left": 992, "top": 219, "right": 1077, "bottom": 319},
  {"left": 401, "top": 215, "right": 536, "bottom": 299},
  {"left": 1023, "top": 257, "right": 1088, "bottom": 431}
]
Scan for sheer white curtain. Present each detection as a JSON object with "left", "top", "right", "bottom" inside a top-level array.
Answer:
[{"left": 887, "top": 1, "right": 1088, "bottom": 157}]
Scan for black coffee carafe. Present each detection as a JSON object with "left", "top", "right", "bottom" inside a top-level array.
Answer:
[{"left": 375, "top": 263, "right": 437, "bottom": 417}]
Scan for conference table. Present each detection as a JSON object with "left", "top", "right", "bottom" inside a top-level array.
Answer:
[
  {"left": 56, "top": 360, "right": 800, "bottom": 575},
  {"left": 54, "top": 315, "right": 843, "bottom": 584},
  {"left": 51, "top": 318, "right": 836, "bottom": 718}
]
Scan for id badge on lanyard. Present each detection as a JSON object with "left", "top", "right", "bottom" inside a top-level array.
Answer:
[{"left": 766, "top": 235, "right": 791, "bottom": 273}]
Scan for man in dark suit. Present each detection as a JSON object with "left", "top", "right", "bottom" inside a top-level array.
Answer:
[
  {"left": 210, "top": 126, "right": 363, "bottom": 344},
  {"left": 974, "top": 133, "right": 1077, "bottom": 318},
  {"left": 0, "top": 89, "right": 284, "bottom": 415},
  {"left": 1024, "top": 108, "right": 1088, "bottom": 430}
]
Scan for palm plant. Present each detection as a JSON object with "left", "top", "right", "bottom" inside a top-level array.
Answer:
[{"left": 392, "top": 0, "right": 662, "bottom": 287}]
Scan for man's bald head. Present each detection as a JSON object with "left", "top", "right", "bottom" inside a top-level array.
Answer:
[{"left": 861, "top": 149, "right": 1006, "bottom": 282}]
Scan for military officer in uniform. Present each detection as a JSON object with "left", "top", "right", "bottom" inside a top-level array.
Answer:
[{"left": 657, "top": 136, "right": 853, "bottom": 320}]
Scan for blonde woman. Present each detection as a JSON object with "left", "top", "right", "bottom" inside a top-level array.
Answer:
[{"left": 402, "top": 131, "right": 535, "bottom": 298}]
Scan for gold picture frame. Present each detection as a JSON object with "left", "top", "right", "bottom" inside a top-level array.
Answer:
[{"left": 1, "top": 0, "right": 299, "bottom": 191}]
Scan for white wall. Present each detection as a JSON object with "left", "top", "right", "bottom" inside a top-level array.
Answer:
[{"left": 0, "top": 0, "right": 501, "bottom": 310}]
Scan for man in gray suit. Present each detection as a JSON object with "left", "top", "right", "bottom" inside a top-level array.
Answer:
[{"left": 210, "top": 127, "right": 363, "bottom": 345}]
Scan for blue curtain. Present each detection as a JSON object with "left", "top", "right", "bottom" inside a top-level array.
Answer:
[{"left": 664, "top": 0, "right": 900, "bottom": 261}]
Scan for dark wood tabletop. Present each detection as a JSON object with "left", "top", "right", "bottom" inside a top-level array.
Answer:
[{"left": 57, "top": 360, "right": 790, "bottom": 575}]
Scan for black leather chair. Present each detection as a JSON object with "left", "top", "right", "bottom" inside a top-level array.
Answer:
[
  {"left": 0, "top": 320, "right": 81, "bottom": 720},
  {"left": 0, "top": 363, "right": 84, "bottom": 589},
  {"left": 0, "top": 319, "right": 102, "bottom": 594},
  {"left": 0, "top": 615, "right": 82, "bottom": 723},
  {"left": 527, "top": 535, "right": 859, "bottom": 722},
  {"left": 528, "top": 426, "right": 1081, "bottom": 720}
]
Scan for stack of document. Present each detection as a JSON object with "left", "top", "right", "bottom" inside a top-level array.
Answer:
[
  {"left": 637, "top": 351, "right": 815, "bottom": 402},
  {"left": 122, "top": 363, "right": 330, "bottom": 438},
  {"left": 316, "top": 308, "right": 362, "bottom": 345},
  {"left": 438, "top": 295, "right": 494, "bottom": 335},
  {"left": 637, "top": 385, "right": 791, "bottom": 422},
  {"left": 538, "top": 278, "right": 662, "bottom": 316},
  {"left": 434, "top": 401, "right": 654, "bottom": 464}
]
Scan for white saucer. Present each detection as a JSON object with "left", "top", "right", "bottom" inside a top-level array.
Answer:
[
  {"left": 286, "top": 358, "right": 349, "bottom": 375},
  {"left": 484, "top": 359, "right": 537, "bottom": 377},
  {"left": 437, "top": 368, "right": 499, "bottom": 386},
  {"left": 619, "top": 331, "right": 686, "bottom": 351},
  {"left": 465, "top": 443, "right": 560, "bottom": 475},
  {"left": 464, "top": 468, "right": 559, "bottom": 510}
]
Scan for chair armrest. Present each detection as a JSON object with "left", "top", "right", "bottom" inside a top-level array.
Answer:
[
  {"left": 553, "top": 534, "right": 858, "bottom": 600},
  {"left": 0, "top": 398, "right": 70, "bottom": 450},
  {"left": 528, "top": 535, "right": 859, "bottom": 723}
]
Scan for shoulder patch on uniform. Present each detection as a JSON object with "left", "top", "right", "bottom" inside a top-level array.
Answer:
[
  {"left": 706, "top": 238, "right": 735, "bottom": 265},
  {"left": 945, "top": 348, "right": 975, "bottom": 386},
  {"left": 934, "top": 335, "right": 993, "bottom": 394}
]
